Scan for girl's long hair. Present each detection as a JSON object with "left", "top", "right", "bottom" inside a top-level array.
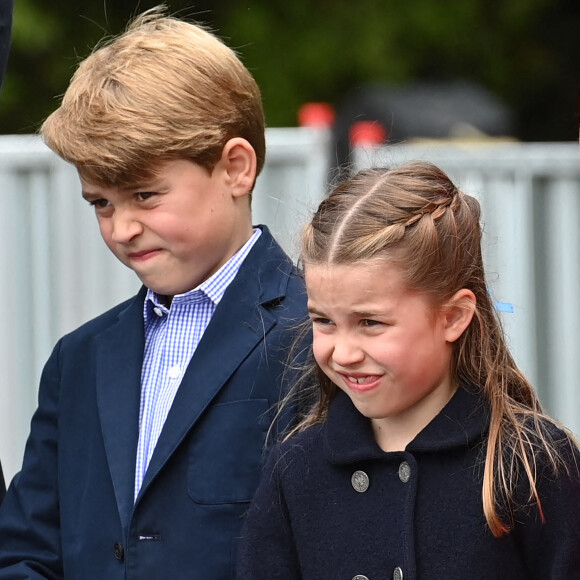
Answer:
[{"left": 285, "top": 161, "right": 576, "bottom": 537}]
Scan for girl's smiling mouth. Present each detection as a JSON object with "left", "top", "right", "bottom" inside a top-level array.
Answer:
[{"left": 340, "top": 373, "right": 382, "bottom": 392}]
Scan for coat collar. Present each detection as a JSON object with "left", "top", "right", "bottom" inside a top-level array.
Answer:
[{"left": 323, "top": 385, "right": 490, "bottom": 465}]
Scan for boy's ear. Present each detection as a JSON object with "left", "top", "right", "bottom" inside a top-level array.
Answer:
[
  {"left": 220, "top": 137, "right": 257, "bottom": 197},
  {"left": 442, "top": 288, "right": 476, "bottom": 343}
]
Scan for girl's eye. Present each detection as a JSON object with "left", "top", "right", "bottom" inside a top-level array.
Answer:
[
  {"left": 310, "top": 316, "right": 333, "bottom": 326},
  {"left": 362, "top": 319, "right": 381, "bottom": 327}
]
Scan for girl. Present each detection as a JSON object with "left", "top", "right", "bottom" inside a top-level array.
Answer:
[{"left": 237, "top": 162, "right": 580, "bottom": 579}]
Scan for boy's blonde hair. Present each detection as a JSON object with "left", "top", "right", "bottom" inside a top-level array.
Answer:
[
  {"left": 291, "top": 161, "right": 577, "bottom": 538},
  {"left": 41, "top": 9, "right": 265, "bottom": 186}
]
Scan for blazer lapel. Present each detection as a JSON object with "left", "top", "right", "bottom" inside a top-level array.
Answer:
[
  {"left": 136, "top": 226, "right": 291, "bottom": 501},
  {"left": 95, "top": 290, "right": 146, "bottom": 531}
]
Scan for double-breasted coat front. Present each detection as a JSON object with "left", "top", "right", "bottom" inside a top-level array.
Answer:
[{"left": 238, "top": 386, "right": 580, "bottom": 579}]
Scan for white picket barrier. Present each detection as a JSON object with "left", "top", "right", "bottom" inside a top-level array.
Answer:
[
  {"left": 353, "top": 141, "right": 580, "bottom": 437},
  {"left": 1, "top": 133, "right": 579, "bottom": 483}
]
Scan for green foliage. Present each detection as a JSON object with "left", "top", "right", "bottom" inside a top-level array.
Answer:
[{"left": 0, "top": 0, "right": 578, "bottom": 139}]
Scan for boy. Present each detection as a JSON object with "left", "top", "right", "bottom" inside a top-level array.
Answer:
[{"left": 0, "top": 11, "right": 307, "bottom": 579}]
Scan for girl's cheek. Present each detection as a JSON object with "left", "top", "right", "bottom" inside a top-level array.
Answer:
[{"left": 312, "top": 338, "right": 330, "bottom": 365}]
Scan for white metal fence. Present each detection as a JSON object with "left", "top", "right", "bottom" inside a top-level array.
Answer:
[{"left": 0, "top": 132, "right": 579, "bottom": 483}]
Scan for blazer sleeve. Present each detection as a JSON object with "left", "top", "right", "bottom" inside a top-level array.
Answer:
[
  {"left": 0, "top": 341, "right": 64, "bottom": 579},
  {"left": 512, "top": 435, "right": 580, "bottom": 578},
  {"left": 237, "top": 446, "right": 302, "bottom": 580},
  {"left": 0, "top": 0, "right": 13, "bottom": 90}
]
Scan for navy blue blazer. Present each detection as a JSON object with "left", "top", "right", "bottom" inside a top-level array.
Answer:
[
  {"left": 0, "top": 0, "right": 12, "bottom": 90},
  {"left": 0, "top": 226, "right": 308, "bottom": 579},
  {"left": 238, "top": 387, "right": 580, "bottom": 579}
]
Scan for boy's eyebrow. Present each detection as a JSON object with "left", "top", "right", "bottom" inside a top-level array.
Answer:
[
  {"left": 81, "top": 190, "right": 100, "bottom": 201},
  {"left": 81, "top": 180, "right": 162, "bottom": 200}
]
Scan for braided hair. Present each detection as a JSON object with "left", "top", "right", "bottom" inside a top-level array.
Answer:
[{"left": 289, "top": 161, "right": 574, "bottom": 537}]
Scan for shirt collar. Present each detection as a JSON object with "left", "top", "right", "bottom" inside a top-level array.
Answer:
[
  {"left": 323, "top": 385, "right": 490, "bottom": 465},
  {"left": 143, "top": 228, "right": 262, "bottom": 322}
]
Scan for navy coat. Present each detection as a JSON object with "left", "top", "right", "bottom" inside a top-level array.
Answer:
[
  {"left": 238, "top": 386, "right": 580, "bottom": 579},
  {"left": 0, "top": 226, "right": 308, "bottom": 579}
]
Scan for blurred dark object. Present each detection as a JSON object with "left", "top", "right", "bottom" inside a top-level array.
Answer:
[
  {"left": 0, "top": 0, "right": 12, "bottom": 92},
  {"left": 334, "top": 81, "right": 514, "bottom": 172},
  {"left": 0, "top": 460, "right": 4, "bottom": 504}
]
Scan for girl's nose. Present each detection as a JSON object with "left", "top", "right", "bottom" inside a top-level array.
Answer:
[{"left": 331, "top": 334, "right": 365, "bottom": 367}]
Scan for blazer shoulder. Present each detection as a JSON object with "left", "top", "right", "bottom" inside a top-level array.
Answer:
[
  {"left": 232, "top": 226, "right": 307, "bottom": 315},
  {"left": 59, "top": 289, "right": 145, "bottom": 345}
]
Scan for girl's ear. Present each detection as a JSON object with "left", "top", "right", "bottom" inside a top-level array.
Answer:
[
  {"left": 442, "top": 288, "right": 476, "bottom": 343},
  {"left": 220, "top": 137, "right": 257, "bottom": 197}
]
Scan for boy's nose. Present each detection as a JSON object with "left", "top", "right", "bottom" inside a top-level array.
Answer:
[{"left": 110, "top": 210, "right": 143, "bottom": 244}]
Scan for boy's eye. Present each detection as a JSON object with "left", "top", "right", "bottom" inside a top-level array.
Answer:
[
  {"left": 362, "top": 319, "right": 381, "bottom": 327},
  {"left": 88, "top": 198, "right": 110, "bottom": 209},
  {"left": 136, "top": 192, "right": 156, "bottom": 201}
]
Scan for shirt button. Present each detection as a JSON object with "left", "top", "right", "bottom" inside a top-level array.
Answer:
[
  {"left": 352, "top": 576, "right": 369, "bottom": 580},
  {"left": 351, "top": 470, "right": 369, "bottom": 493},
  {"left": 393, "top": 566, "right": 404, "bottom": 580},
  {"left": 168, "top": 365, "right": 181, "bottom": 379},
  {"left": 113, "top": 542, "right": 124, "bottom": 561},
  {"left": 153, "top": 306, "right": 164, "bottom": 317},
  {"left": 398, "top": 461, "right": 411, "bottom": 483}
]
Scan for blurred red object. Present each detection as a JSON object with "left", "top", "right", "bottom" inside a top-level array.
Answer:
[
  {"left": 298, "top": 102, "right": 336, "bottom": 127},
  {"left": 349, "top": 120, "right": 387, "bottom": 146}
]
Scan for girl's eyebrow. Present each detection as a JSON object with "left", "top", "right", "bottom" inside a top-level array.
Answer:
[
  {"left": 307, "top": 306, "right": 390, "bottom": 319},
  {"left": 352, "top": 310, "right": 383, "bottom": 318}
]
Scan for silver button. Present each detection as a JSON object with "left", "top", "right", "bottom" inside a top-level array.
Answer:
[
  {"left": 352, "top": 576, "right": 369, "bottom": 580},
  {"left": 351, "top": 470, "right": 369, "bottom": 493},
  {"left": 393, "top": 566, "right": 404, "bottom": 580},
  {"left": 398, "top": 461, "right": 411, "bottom": 483},
  {"left": 153, "top": 307, "right": 164, "bottom": 317}
]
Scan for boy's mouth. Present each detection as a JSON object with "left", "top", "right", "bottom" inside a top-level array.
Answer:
[{"left": 128, "top": 249, "right": 161, "bottom": 261}]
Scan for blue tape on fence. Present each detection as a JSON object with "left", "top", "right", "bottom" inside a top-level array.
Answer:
[{"left": 494, "top": 301, "right": 514, "bottom": 313}]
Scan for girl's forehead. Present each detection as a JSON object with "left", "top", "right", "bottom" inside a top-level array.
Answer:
[
  {"left": 304, "top": 260, "right": 408, "bottom": 300},
  {"left": 304, "top": 259, "right": 399, "bottom": 282},
  {"left": 304, "top": 260, "right": 440, "bottom": 322}
]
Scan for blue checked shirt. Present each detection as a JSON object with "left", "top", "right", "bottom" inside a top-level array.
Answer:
[{"left": 134, "top": 228, "right": 261, "bottom": 499}]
